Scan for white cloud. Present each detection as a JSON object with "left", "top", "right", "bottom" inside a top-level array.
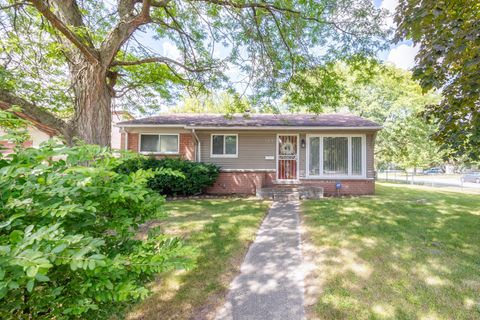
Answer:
[
  {"left": 380, "top": 0, "right": 398, "bottom": 12},
  {"left": 386, "top": 44, "right": 419, "bottom": 70},
  {"left": 380, "top": 0, "right": 398, "bottom": 28},
  {"left": 161, "top": 41, "right": 181, "bottom": 61}
]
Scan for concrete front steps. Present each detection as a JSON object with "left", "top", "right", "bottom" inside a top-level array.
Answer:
[{"left": 256, "top": 186, "right": 324, "bottom": 200}]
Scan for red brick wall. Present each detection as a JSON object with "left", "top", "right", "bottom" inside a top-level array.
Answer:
[
  {"left": 205, "top": 171, "right": 273, "bottom": 194},
  {"left": 126, "top": 132, "right": 195, "bottom": 160},
  {"left": 127, "top": 133, "right": 139, "bottom": 152},
  {"left": 299, "top": 179, "right": 375, "bottom": 196},
  {"left": 179, "top": 133, "right": 195, "bottom": 160}
]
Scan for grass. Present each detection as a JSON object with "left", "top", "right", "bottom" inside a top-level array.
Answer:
[
  {"left": 127, "top": 198, "right": 270, "bottom": 320},
  {"left": 302, "top": 183, "right": 480, "bottom": 320}
]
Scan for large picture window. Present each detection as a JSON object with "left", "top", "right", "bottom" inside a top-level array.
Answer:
[
  {"left": 139, "top": 134, "right": 179, "bottom": 154},
  {"left": 307, "top": 135, "right": 365, "bottom": 178},
  {"left": 211, "top": 134, "right": 238, "bottom": 157}
]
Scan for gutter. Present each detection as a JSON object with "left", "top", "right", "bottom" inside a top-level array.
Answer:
[
  {"left": 115, "top": 124, "right": 383, "bottom": 130},
  {"left": 184, "top": 125, "right": 383, "bottom": 130}
]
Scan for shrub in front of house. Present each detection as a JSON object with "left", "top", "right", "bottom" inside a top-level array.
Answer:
[
  {"left": 116, "top": 157, "right": 220, "bottom": 196},
  {"left": 0, "top": 143, "right": 193, "bottom": 319}
]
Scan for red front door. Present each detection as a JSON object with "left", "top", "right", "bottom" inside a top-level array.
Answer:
[{"left": 277, "top": 135, "right": 298, "bottom": 180}]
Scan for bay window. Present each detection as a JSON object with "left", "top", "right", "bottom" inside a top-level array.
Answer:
[
  {"left": 307, "top": 135, "right": 365, "bottom": 178},
  {"left": 139, "top": 134, "right": 179, "bottom": 154}
]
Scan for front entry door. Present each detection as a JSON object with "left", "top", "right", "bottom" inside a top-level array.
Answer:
[{"left": 277, "top": 135, "right": 298, "bottom": 180}]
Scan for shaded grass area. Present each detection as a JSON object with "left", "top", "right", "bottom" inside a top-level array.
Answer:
[
  {"left": 302, "top": 183, "right": 480, "bottom": 320},
  {"left": 127, "top": 198, "right": 270, "bottom": 320}
]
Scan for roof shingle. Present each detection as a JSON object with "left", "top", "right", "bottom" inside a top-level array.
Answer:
[{"left": 117, "top": 113, "right": 381, "bottom": 129}]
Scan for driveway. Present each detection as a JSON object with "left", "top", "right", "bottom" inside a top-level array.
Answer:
[{"left": 216, "top": 201, "right": 305, "bottom": 320}]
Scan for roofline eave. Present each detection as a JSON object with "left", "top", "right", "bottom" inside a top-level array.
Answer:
[{"left": 115, "top": 124, "right": 383, "bottom": 131}]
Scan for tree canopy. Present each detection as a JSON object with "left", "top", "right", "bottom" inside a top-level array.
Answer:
[
  {"left": 284, "top": 62, "right": 445, "bottom": 168},
  {"left": 395, "top": 0, "right": 480, "bottom": 160},
  {"left": 170, "top": 91, "right": 251, "bottom": 114},
  {"left": 0, "top": 0, "right": 389, "bottom": 145}
]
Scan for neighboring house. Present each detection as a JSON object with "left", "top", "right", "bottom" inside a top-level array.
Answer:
[
  {"left": 117, "top": 113, "right": 382, "bottom": 195},
  {"left": 0, "top": 123, "right": 55, "bottom": 154},
  {"left": 111, "top": 111, "right": 134, "bottom": 149},
  {"left": 0, "top": 111, "right": 132, "bottom": 153}
]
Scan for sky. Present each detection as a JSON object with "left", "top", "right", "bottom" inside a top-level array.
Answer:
[{"left": 376, "top": 0, "right": 419, "bottom": 70}]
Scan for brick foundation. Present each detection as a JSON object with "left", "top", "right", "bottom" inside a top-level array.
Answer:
[
  {"left": 206, "top": 171, "right": 375, "bottom": 196},
  {"left": 299, "top": 179, "right": 375, "bottom": 196},
  {"left": 205, "top": 171, "right": 275, "bottom": 194}
]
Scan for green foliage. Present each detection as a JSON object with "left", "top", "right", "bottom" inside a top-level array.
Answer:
[
  {"left": 0, "top": 108, "right": 29, "bottom": 149},
  {"left": 0, "top": 0, "right": 390, "bottom": 117},
  {"left": 395, "top": 0, "right": 480, "bottom": 160},
  {"left": 171, "top": 91, "right": 252, "bottom": 115},
  {"left": 378, "top": 116, "right": 444, "bottom": 170},
  {"left": 116, "top": 157, "right": 220, "bottom": 196},
  {"left": 0, "top": 143, "right": 193, "bottom": 319},
  {"left": 284, "top": 62, "right": 444, "bottom": 168}
]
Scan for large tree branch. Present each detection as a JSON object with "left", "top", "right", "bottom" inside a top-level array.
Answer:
[
  {"left": 29, "top": 0, "right": 99, "bottom": 64},
  {"left": 51, "top": 0, "right": 95, "bottom": 49},
  {"left": 101, "top": 0, "right": 171, "bottom": 66},
  {"left": 111, "top": 56, "right": 212, "bottom": 72},
  {"left": 192, "top": 0, "right": 299, "bottom": 15},
  {"left": 0, "top": 89, "right": 69, "bottom": 137},
  {"left": 0, "top": 1, "right": 28, "bottom": 10}
]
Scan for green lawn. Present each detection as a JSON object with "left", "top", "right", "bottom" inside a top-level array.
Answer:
[
  {"left": 302, "top": 183, "right": 480, "bottom": 320},
  {"left": 127, "top": 198, "right": 270, "bottom": 320}
]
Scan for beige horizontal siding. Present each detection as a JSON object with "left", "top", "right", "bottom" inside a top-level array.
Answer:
[
  {"left": 126, "top": 128, "right": 377, "bottom": 177},
  {"left": 197, "top": 130, "right": 376, "bottom": 177},
  {"left": 197, "top": 131, "right": 277, "bottom": 170}
]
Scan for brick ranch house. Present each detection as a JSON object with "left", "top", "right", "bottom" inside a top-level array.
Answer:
[{"left": 117, "top": 113, "right": 382, "bottom": 196}]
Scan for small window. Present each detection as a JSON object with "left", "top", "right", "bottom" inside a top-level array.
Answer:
[
  {"left": 140, "top": 134, "right": 179, "bottom": 154},
  {"left": 211, "top": 134, "right": 237, "bottom": 157},
  {"left": 351, "top": 137, "right": 363, "bottom": 176}
]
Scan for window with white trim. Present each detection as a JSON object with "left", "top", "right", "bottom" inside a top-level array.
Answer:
[
  {"left": 139, "top": 134, "right": 179, "bottom": 154},
  {"left": 211, "top": 134, "right": 237, "bottom": 157},
  {"left": 307, "top": 135, "right": 365, "bottom": 177}
]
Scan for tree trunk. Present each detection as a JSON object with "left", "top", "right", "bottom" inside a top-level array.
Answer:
[{"left": 71, "top": 64, "right": 112, "bottom": 146}]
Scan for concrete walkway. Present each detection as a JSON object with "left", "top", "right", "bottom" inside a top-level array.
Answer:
[{"left": 216, "top": 201, "right": 305, "bottom": 320}]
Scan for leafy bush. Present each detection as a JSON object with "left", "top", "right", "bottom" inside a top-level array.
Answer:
[
  {"left": 116, "top": 157, "right": 220, "bottom": 196},
  {"left": 0, "top": 143, "right": 193, "bottom": 319}
]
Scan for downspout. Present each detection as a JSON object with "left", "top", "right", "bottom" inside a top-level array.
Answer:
[
  {"left": 119, "top": 127, "right": 128, "bottom": 151},
  {"left": 191, "top": 128, "right": 201, "bottom": 162}
]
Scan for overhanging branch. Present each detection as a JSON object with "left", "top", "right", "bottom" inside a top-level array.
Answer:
[
  {"left": 111, "top": 56, "right": 212, "bottom": 72},
  {"left": 29, "top": 0, "right": 99, "bottom": 64},
  {"left": 101, "top": 0, "right": 172, "bottom": 65}
]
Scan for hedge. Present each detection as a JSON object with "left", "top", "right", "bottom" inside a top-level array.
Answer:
[{"left": 116, "top": 157, "right": 220, "bottom": 196}]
